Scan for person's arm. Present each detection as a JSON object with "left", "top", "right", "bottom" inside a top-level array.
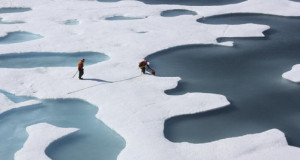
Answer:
[{"left": 146, "top": 64, "right": 152, "bottom": 70}]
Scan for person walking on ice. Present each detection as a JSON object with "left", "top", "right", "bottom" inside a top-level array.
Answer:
[
  {"left": 139, "top": 60, "right": 155, "bottom": 75},
  {"left": 78, "top": 59, "right": 85, "bottom": 79}
]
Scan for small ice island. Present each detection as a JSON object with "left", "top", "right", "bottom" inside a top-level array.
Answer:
[{"left": 1, "top": 0, "right": 300, "bottom": 160}]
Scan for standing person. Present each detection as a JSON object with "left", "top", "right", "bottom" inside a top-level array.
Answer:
[
  {"left": 139, "top": 60, "right": 155, "bottom": 75},
  {"left": 78, "top": 59, "right": 85, "bottom": 79}
]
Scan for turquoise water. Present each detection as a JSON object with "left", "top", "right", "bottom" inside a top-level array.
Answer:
[
  {"left": 0, "top": 8, "right": 31, "bottom": 14},
  {"left": 0, "top": 52, "right": 109, "bottom": 68},
  {"left": 161, "top": 9, "right": 197, "bottom": 17},
  {"left": 0, "top": 91, "right": 125, "bottom": 160},
  {"left": 105, "top": 16, "right": 146, "bottom": 21},
  {"left": 147, "top": 14, "right": 300, "bottom": 146},
  {"left": 0, "top": 32, "right": 42, "bottom": 44}
]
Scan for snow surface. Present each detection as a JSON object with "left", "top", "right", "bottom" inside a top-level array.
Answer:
[
  {"left": 14, "top": 123, "right": 78, "bottom": 160},
  {"left": 282, "top": 64, "right": 300, "bottom": 83},
  {"left": 1, "top": 0, "right": 300, "bottom": 159}
]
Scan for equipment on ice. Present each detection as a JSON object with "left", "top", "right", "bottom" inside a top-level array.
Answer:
[
  {"left": 72, "top": 70, "right": 78, "bottom": 78},
  {"left": 151, "top": 69, "right": 155, "bottom": 75}
]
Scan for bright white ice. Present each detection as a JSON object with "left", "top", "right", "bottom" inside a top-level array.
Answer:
[
  {"left": 283, "top": 64, "right": 300, "bottom": 83},
  {"left": 1, "top": 0, "right": 300, "bottom": 159}
]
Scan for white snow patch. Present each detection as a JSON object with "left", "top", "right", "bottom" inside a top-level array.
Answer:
[
  {"left": 218, "top": 41, "right": 234, "bottom": 46},
  {"left": 176, "top": 129, "right": 293, "bottom": 160},
  {"left": 234, "top": 145, "right": 300, "bottom": 160},
  {"left": 14, "top": 123, "right": 78, "bottom": 160},
  {"left": 282, "top": 64, "right": 300, "bottom": 83}
]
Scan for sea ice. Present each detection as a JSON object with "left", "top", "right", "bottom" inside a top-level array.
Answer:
[
  {"left": 282, "top": 64, "right": 300, "bottom": 83},
  {"left": 0, "top": 92, "right": 41, "bottom": 114},
  {"left": 64, "top": 19, "right": 79, "bottom": 25},
  {"left": 0, "top": 18, "right": 24, "bottom": 24},
  {"left": 14, "top": 123, "right": 78, "bottom": 160},
  {"left": 0, "top": 0, "right": 300, "bottom": 160}
]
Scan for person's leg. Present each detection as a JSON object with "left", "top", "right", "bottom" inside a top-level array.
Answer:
[{"left": 79, "top": 68, "right": 84, "bottom": 79}]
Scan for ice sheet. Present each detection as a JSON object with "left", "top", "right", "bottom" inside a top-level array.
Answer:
[{"left": 1, "top": 0, "right": 300, "bottom": 159}]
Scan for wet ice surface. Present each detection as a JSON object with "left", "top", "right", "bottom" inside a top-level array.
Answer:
[
  {"left": 0, "top": 32, "right": 42, "bottom": 44},
  {"left": 64, "top": 19, "right": 79, "bottom": 25},
  {"left": 0, "top": 7, "right": 28, "bottom": 24},
  {"left": 0, "top": 52, "right": 109, "bottom": 68},
  {"left": 105, "top": 16, "right": 147, "bottom": 21},
  {"left": 0, "top": 8, "right": 31, "bottom": 14},
  {"left": 147, "top": 14, "right": 300, "bottom": 146},
  {"left": 136, "top": 0, "right": 245, "bottom": 6},
  {"left": 0, "top": 91, "right": 125, "bottom": 160},
  {"left": 0, "top": 90, "right": 34, "bottom": 103},
  {"left": 0, "top": 18, "right": 24, "bottom": 24},
  {"left": 161, "top": 9, "right": 197, "bottom": 17},
  {"left": 97, "top": 0, "right": 121, "bottom": 2}
]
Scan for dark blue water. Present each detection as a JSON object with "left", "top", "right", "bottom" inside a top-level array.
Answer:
[
  {"left": 147, "top": 14, "right": 300, "bottom": 146},
  {"left": 0, "top": 8, "right": 31, "bottom": 14},
  {"left": 0, "top": 91, "right": 125, "bottom": 160},
  {"left": 0, "top": 52, "right": 109, "bottom": 68},
  {"left": 136, "top": 0, "right": 245, "bottom": 6},
  {"left": 0, "top": 32, "right": 42, "bottom": 44},
  {"left": 161, "top": 9, "right": 197, "bottom": 17}
]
